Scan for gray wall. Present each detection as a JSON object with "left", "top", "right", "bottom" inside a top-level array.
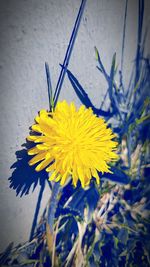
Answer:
[{"left": 0, "top": 0, "right": 149, "bottom": 252}]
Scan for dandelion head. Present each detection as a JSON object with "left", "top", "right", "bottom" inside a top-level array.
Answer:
[{"left": 27, "top": 101, "right": 118, "bottom": 188}]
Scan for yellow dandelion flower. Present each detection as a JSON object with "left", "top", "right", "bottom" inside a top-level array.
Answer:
[{"left": 27, "top": 100, "right": 118, "bottom": 188}]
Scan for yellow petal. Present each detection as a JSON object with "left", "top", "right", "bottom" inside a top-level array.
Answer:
[
  {"left": 46, "top": 163, "right": 55, "bottom": 172},
  {"left": 55, "top": 174, "right": 61, "bottom": 182},
  {"left": 27, "top": 135, "right": 38, "bottom": 141},
  {"left": 91, "top": 168, "right": 100, "bottom": 185},
  {"left": 60, "top": 172, "right": 68, "bottom": 186},
  {"left": 49, "top": 171, "right": 57, "bottom": 181},
  {"left": 32, "top": 124, "right": 41, "bottom": 133},
  {"left": 28, "top": 146, "right": 40, "bottom": 155},
  {"left": 35, "top": 157, "right": 53, "bottom": 172},
  {"left": 28, "top": 151, "right": 47, "bottom": 166}
]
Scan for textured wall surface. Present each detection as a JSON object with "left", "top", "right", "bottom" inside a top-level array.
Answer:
[{"left": 0, "top": 0, "right": 149, "bottom": 252}]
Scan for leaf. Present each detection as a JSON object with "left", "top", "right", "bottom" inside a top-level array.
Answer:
[
  {"left": 117, "top": 228, "right": 128, "bottom": 245},
  {"left": 46, "top": 222, "right": 59, "bottom": 267},
  {"left": 136, "top": 114, "right": 150, "bottom": 125},
  {"left": 45, "top": 62, "right": 53, "bottom": 111},
  {"left": 94, "top": 47, "right": 109, "bottom": 79},
  {"left": 66, "top": 182, "right": 99, "bottom": 216},
  {"left": 0, "top": 242, "right": 13, "bottom": 265},
  {"left": 101, "top": 167, "right": 130, "bottom": 184},
  {"left": 55, "top": 206, "right": 82, "bottom": 220},
  {"left": 113, "top": 236, "right": 119, "bottom": 249},
  {"left": 47, "top": 183, "right": 62, "bottom": 231},
  {"left": 66, "top": 68, "right": 112, "bottom": 117}
]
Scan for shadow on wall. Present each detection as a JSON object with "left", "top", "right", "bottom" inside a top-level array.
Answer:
[{"left": 9, "top": 142, "right": 49, "bottom": 197}]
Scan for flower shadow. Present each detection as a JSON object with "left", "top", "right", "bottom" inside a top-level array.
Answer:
[{"left": 9, "top": 142, "right": 48, "bottom": 197}]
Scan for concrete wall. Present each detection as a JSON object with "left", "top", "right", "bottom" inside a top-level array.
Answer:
[{"left": 0, "top": 0, "right": 149, "bottom": 252}]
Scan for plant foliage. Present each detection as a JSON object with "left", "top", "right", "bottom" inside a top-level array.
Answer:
[{"left": 2, "top": 0, "right": 150, "bottom": 266}]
